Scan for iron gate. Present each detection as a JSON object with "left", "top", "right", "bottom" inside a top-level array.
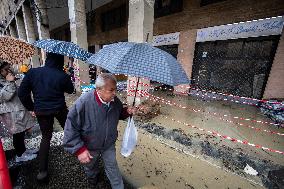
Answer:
[{"left": 192, "top": 36, "right": 280, "bottom": 99}]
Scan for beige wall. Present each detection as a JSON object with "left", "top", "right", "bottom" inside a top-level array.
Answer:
[{"left": 263, "top": 31, "right": 284, "bottom": 99}]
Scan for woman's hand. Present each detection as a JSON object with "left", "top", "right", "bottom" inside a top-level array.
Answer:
[
  {"left": 29, "top": 111, "right": 36, "bottom": 117},
  {"left": 6, "top": 73, "right": 15, "bottom": 82}
]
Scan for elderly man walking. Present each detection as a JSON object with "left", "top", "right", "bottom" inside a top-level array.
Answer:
[{"left": 63, "top": 73, "right": 137, "bottom": 189}]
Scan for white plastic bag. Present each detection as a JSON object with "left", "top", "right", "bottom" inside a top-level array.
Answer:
[
  {"left": 244, "top": 164, "right": 258, "bottom": 176},
  {"left": 121, "top": 117, "right": 138, "bottom": 157}
]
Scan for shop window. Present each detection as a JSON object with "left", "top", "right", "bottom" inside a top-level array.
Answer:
[
  {"left": 101, "top": 4, "right": 127, "bottom": 32},
  {"left": 154, "top": 0, "right": 183, "bottom": 18},
  {"left": 200, "top": 0, "right": 226, "bottom": 6}
]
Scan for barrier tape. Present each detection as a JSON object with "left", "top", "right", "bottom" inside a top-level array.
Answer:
[
  {"left": 147, "top": 95, "right": 284, "bottom": 137},
  {"left": 149, "top": 94, "right": 280, "bottom": 127},
  {"left": 118, "top": 91, "right": 284, "bottom": 156},
  {"left": 158, "top": 114, "right": 284, "bottom": 155}
]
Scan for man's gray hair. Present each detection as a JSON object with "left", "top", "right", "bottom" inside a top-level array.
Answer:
[{"left": 95, "top": 73, "right": 117, "bottom": 89}]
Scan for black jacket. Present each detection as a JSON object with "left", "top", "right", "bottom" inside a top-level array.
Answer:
[{"left": 18, "top": 53, "right": 74, "bottom": 113}]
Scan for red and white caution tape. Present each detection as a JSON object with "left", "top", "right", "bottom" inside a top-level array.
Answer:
[
  {"left": 159, "top": 114, "right": 284, "bottom": 155},
  {"left": 148, "top": 95, "right": 284, "bottom": 137},
  {"left": 190, "top": 87, "right": 284, "bottom": 106},
  {"left": 117, "top": 92, "right": 284, "bottom": 155},
  {"left": 149, "top": 94, "right": 280, "bottom": 127},
  {"left": 126, "top": 84, "right": 280, "bottom": 127}
]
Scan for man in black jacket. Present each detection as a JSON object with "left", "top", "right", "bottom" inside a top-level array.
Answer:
[{"left": 18, "top": 52, "right": 74, "bottom": 182}]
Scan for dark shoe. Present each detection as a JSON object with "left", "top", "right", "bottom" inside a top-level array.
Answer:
[{"left": 37, "top": 171, "right": 49, "bottom": 183}]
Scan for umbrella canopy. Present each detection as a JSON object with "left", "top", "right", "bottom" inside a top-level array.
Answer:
[
  {"left": 33, "top": 39, "right": 92, "bottom": 61},
  {"left": 0, "top": 36, "right": 35, "bottom": 64},
  {"left": 87, "top": 42, "right": 190, "bottom": 86}
]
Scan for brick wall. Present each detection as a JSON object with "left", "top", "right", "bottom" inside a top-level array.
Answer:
[
  {"left": 88, "top": 0, "right": 284, "bottom": 45},
  {"left": 88, "top": 0, "right": 128, "bottom": 46},
  {"left": 49, "top": 0, "right": 284, "bottom": 99},
  {"left": 177, "top": 30, "right": 197, "bottom": 79},
  {"left": 174, "top": 30, "right": 197, "bottom": 94}
]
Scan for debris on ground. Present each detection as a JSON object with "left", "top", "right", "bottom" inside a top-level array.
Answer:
[
  {"left": 136, "top": 122, "right": 284, "bottom": 189},
  {"left": 244, "top": 164, "right": 258, "bottom": 176},
  {"left": 6, "top": 146, "right": 134, "bottom": 189},
  {"left": 260, "top": 100, "right": 284, "bottom": 127},
  {"left": 268, "top": 169, "right": 284, "bottom": 189},
  {"left": 135, "top": 100, "right": 161, "bottom": 121}
]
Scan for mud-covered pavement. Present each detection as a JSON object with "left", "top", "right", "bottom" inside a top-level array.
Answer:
[
  {"left": 3, "top": 91, "right": 284, "bottom": 189},
  {"left": 6, "top": 146, "right": 134, "bottom": 189}
]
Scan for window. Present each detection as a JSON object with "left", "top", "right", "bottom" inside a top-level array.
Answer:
[
  {"left": 154, "top": 0, "right": 183, "bottom": 18},
  {"left": 87, "top": 11, "right": 96, "bottom": 35},
  {"left": 200, "top": 0, "right": 226, "bottom": 6},
  {"left": 157, "top": 44, "right": 179, "bottom": 58},
  {"left": 101, "top": 4, "right": 127, "bottom": 32}
]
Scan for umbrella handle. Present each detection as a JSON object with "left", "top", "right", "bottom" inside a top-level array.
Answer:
[{"left": 132, "top": 77, "right": 140, "bottom": 107}]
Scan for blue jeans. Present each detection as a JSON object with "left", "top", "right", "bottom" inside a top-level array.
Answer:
[{"left": 84, "top": 145, "right": 124, "bottom": 189}]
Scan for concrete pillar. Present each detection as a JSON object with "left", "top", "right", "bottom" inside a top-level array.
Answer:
[
  {"left": 22, "top": 4, "right": 40, "bottom": 68},
  {"left": 9, "top": 24, "right": 18, "bottom": 38},
  {"left": 15, "top": 13, "right": 27, "bottom": 41},
  {"left": 263, "top": 31, "right": 284, "bottom": 99},
  {"left": 68, "top": 0, "right": 90, "bottom": 91},
  {"left": 34, "top": 0, "right": 50, "bottom": 40},
  {"left": 94, "top": 44, "right": 102, "bottom": 77},
  {"left": 174, "top": 30, "right": 197, "bottom": 95},
  {"left": 127, "top": 0, "right": 154, "bottom": 106},
  {"left": 34, "top": 0, "right": 50, "bottom": 64}
]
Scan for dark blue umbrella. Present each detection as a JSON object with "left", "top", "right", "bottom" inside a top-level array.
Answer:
[
  {"left": 33, "top": 39, "right": 92, "bottom": 61},
  {"left": 86, "top": 42, "right": 190, "bottom": 86}
]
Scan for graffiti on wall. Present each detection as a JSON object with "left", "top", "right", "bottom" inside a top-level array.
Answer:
[
  {"left": 152, "top": 32, "right": 180, "bottom": 46},
  {"left": 197, "top": 16, "right": 284, "bottom": 42}
]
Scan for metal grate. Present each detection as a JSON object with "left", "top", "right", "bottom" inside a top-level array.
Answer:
[{"left": 192, "top": 35, "right": 280, "bottom": 99}]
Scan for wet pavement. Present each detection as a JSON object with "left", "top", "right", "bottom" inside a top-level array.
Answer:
[
  {"left": 136, "top": 122, "right": 284, "bottom": 188},
  {"left": 144, "top": 91, "right": 284, "bottom": 165},
  {"left": 4, "top": 91, "right": 283, "bottom": 189},
  {"left": 6, "top": 147, "right": 134, "bottom": 189}
]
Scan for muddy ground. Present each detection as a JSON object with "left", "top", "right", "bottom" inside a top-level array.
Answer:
[{"left": 4, "top": 90, "right": 284, "bottom": 189}]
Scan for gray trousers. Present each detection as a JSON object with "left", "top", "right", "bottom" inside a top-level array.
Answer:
[{"left": 84, "top": 145, "right": 124, "bottom": 189}]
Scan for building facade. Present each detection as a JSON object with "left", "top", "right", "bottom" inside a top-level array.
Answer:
[{"left": 0, "top": 0, "right": 284, "bottom": 99}]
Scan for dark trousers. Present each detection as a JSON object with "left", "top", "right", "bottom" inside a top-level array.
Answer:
[
  {"left": 36, "top": 108, "right": 68, "bottom": 172},
  {"left": 84, "top": 145, "right": 124, "bottom": 189},
  {"left": 13, "top": 131, "right": 26, "bottom": 157}
]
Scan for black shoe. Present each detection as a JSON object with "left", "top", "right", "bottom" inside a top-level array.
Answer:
[{"left": 36, "top": 171, "right": 49, "bottom": 183}]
